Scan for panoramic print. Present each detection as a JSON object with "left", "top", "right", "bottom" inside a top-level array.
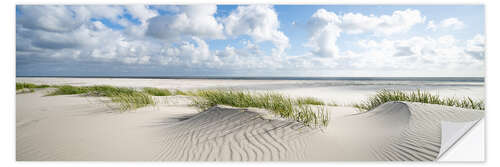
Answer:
[{"left": 16, "top": 5, "right": 485, "bottom": 161}]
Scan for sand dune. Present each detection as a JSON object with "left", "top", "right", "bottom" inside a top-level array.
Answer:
[
  {"left": 152, "top": 102, "right": 483, "bottom": 161},
  {"left": 16, "top": 90, "right": 199, "bottom": 161},
  {"left": 16, "top": 90, "right": 483, "bottom": 161},
  {"left": 321, "top": 102, "right": 484, "bottom": 161},
  {"left": 154, "top": 106, "right": 317, "bottom": 161}
]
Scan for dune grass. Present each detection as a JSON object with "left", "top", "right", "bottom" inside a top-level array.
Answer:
[
  {"left": 142, "top": 87, "right": 194, "bottom": 96},
  {"left": 143, "top": 87, "right": 173, "bottom": 96},
  {"left": 47, "top": 85, "right": 154, "bottom": 111},
  {"left": 191, "top": 89, "right": 330, "bottom": 127},
  {"left": 16, "top": 82, "right": 50, "bottom": 92},
  {"left": 296, "top": 97, "right": 325, "bottom": 105},
  {"left": 174, "top": 89, "right": 190, "bottom": 95},
  {"left": 353, "top": 89, "right": 485, "bottom": 111},
  {"left": 108, "top": 91, "right": 155, "bottom": 111}
]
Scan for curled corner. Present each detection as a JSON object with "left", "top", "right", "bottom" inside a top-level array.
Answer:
[{"left": 437, "top": 119, "right": 482, "bottom": 160}]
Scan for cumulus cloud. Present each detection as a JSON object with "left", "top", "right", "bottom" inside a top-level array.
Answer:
[
  {"left": 158, "top": 37, "right": 218, "bottom": 67},
  {"left": 347, "top": 35, "right": 484, "bottom": 75},
  {"left": 341, "top": 9, "right": 425, "bottom": 35},
  {"left": 465, "top": 34, "right": 485, "bottom": 59},
  {"left": 16, "top": 5, "right": 484, "bottom": 76},
  {"left": 17, "top": 5, "right": 84, "bottom": 32},
  {"left": 305, "top": 8, "right": 425, "bottom": 58},
  {"left": 18, "top": 5, "right": 271, "bottom": 70},
  {"left": 223, "top": 5, "right": 289, "bottom": 57},
  {"left": 146, "top": 5, "right": 224, "bottom": 41},
  {"left": 305, "top": 9, "right": 342, "bottom": 57},
  {"left": 125, "top": 5, "right": 158, "bottom": 22},
  {"left": 426, "top": 17, "right": 465, "bottom": 31},
  {"left": 70, "top": 5, "right": 125, "bottom": 24},
  {"left": 17, "top": 5, "right": 156, "bottom": 65}
]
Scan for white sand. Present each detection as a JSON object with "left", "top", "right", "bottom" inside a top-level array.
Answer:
[
  {"left": 16, "top": 89, "right": 199, "bottom": 161},
  {"left": 16, "top": 78, "right": 484, "bottom": 161}
]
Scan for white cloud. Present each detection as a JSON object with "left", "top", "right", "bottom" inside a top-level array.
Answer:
[
  {"left": 70, "top": 5, "right": 125, "bottom": 23},
  {"left": 465, "top": 34, "right": 485, "bottom": 59},
  {"left": 341, "top": 9, "right": 425, "bottom": 35},
  {"left": 17, "top": 5, "right": 84, "bottom": 32},
  {"left": 146, "top": 5, "right": 224, "bottom": 41},
  {"left": 16, "top": 5, "right": 484, "bottom": 77},
  {"left": 441, "top": 18, "right": 465, "bottom": 29},
  {"left": 17, "top": 5, "right": 227, "bottom": 68},
  {"left": 158, "top": 36, "right": 218, "bottom": 67},
  {"left": 305, "top": 8, "right": 425, "bottom": 58},
  {"left": 125, "top": 5, "right": 158, "bottom": 22},
  {"left": 305, "top": 9, "right": 342, "bottom": 57},
  {"left": 346, "top": 35, "right": 484, "bottom": 75},
  {"left": 17, "top": 7, "right": 155, "bottom": 65},
  {"left": 223, "top": 5, "right": 289, "bottom": 57},
  {"left": 426, "top": 20, "right": 437, "bottom": 31},
  {"left": 427, "top": 17, "right": 465, "bottom": 31}
]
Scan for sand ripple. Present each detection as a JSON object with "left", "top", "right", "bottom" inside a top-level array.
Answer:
[
  {"left": 154, "top": 102, "right": 484, "bottom": 161},
  {"left": 154, "top": 106, "right": 317, "bottom": 161},
  {"left": 331, "top": 102, "right": 484, "bottom": 161}
]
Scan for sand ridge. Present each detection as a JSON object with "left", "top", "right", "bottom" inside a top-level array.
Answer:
[
  {"left": 315, "top": 101, "right": 484, "bottom": 161},
  {"left": 16, "top": 90, "right": 484, "bottom": 161},
  {"left": 154, "top": 106, "right": 318, "bottom": 161}
]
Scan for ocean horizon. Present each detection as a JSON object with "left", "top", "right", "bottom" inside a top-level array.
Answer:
[{"left": 16, "top": 76, "right": 485, "bottom": 82}]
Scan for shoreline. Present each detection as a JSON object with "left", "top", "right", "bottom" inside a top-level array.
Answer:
[{"left": 15, "top": 76, "right": 485, "bottom": 82}]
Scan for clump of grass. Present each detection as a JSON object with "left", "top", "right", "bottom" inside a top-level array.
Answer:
[
  {"left": 354, "top": 89, "right": 485, "bottom": 111},
  {"left": 16, "top": 82, "right": 50, "bottom": 92},
  {"left": 143, "top": 87, "right": 172, "bottom": 96},
  {"left": 296, "top": 97, "right": 325, "bottom": 105},
  {"left": 47, "top": 85, "right": 154, "bottom": 111},
  {"left": 47, "top": 85, "right": 89, "bottom": 95},
  {"left": 191, "top": 89, "right": 329, "bottom": 127},
  {"left": 109, "top": 91, "right": 154, "bottom": 111},
  {"left": 174, "top": 89, "right": 189, "bottom": 95}
]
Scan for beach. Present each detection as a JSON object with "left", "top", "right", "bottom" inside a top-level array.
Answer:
[
  {"left": 16, "top": 77, "right": 485, "bottom": 161},
  {"left": 16, "top": 77, "right": 484, "bottom": 105}
]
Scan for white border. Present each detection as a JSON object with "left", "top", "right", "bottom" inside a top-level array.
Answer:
[{"left": 3, "top": 0, "right": 499, "bottom": 167}]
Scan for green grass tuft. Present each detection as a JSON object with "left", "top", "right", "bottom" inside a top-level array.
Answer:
[
  {"left": 47, "top": 85, "right": 89, "bottom": 95},
  {"left": 16, "top": 82, "right": 50, "bottom": 91},
  {"left": 109, "top": 91, "right": 155, "bottom": 111},
  {"left": 296, "top": 97, "right": 325, "bottom": 105},
  {"left": 354, "top": 89, "right": 485, "bottom": 111},
  {"left": 16, "top": 82, "right": 51, "bottom": 94},
  {"left": 143, "top": 87, "right": 172, "bottom": 96},
  {"left": 191, "top": 89, "right": 330, "bottom": 127},
  {"left": 47, "top": 85, "right": 154, "bottom": 111},
  {"left": 174, "top": 89, "right": 189, "bottom": 95}
]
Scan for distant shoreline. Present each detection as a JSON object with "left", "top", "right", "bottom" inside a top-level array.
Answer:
[{"left": 15, "top": 76, "right": 485, "bottom": 82}]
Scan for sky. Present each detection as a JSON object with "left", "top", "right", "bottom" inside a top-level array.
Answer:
[{"left": 16, "top": 5, "right": 485, "bottom": 77}]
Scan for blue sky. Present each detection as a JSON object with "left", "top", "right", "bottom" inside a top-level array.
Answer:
[{"left": 16, "top": 5, "right": 485, "bottom": 77}]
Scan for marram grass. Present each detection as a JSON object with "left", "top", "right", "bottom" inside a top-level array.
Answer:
[
  {"left": 143, "top": 87, "right": 173, "bottom": 96},
  {"left": 47, "top": 85, "right": 154, "bottom": 111},
  {"left": 16, "top": 82, "right": 50, "bottom": 93},
  {"left": 296, "top": 97, "right": 325, "bottom": 106},
  {"left": 174, "top": 89, "right": 191, "bottom": 95},
  {"left": 16, "top": 83, "right": 334, "bottom": 126},
  {"left": 109, "top": 91, "right": 155, "bottom": 111},
  {"left": 191, "top": 89, "right": 330, "bottom": 127},
  {"left": 354, "top": 89, "right": 485, "bottom": 111}
]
